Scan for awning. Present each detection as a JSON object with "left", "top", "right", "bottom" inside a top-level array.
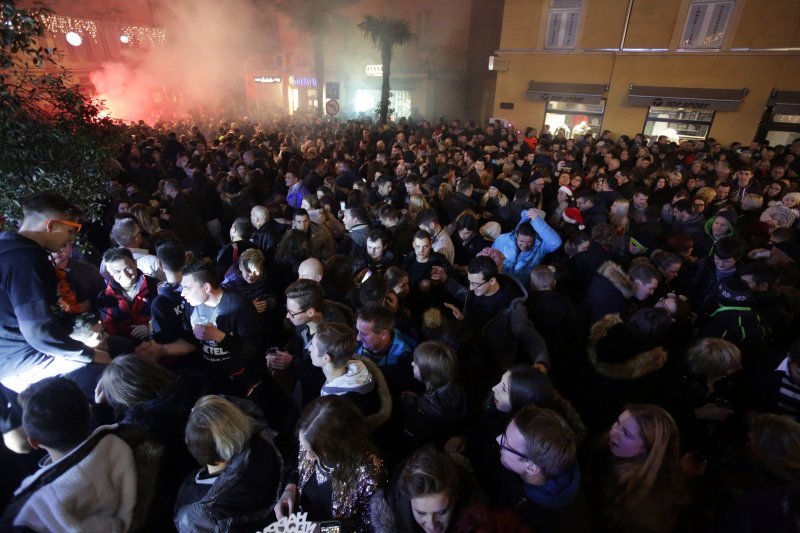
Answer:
[
  {"left": 628, "top": 85, "right": 746, "bottom": 112},
  {"left": 526, "top": 81, "right": 607, "bottom": 105},
  {"left": 773, "top": 91, "right": 800, "bottom": 115}
]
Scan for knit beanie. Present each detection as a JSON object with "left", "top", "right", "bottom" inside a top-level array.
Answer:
[{"left": 718, "top": 277, "right": 751, "bottom": 306}]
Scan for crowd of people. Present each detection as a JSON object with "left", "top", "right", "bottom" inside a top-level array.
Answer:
[{"left": 1, "top": 112, "right": 800, "bottom": 532}]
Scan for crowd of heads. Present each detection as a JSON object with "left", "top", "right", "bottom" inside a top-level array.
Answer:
[{"left": 6, "top": 113, "right": 800, "bottom": 532}]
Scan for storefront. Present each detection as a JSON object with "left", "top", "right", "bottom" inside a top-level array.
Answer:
[
  {"left": 628, "top": 85, "right": 746, "bottom": 142},
  {"left": 527, "top": 81, "right": 607, "bottom": 138},
  {"left": 245, "top": 74, "right": 283, "bottom": 114},
  {"left": 352, "top": 65, "right": 416, "bottom": 119},
  {"left": 762, "top": 91, "right": 800, "bottom": 147},
  {"left": 288, "top": 76, "right": 319, "bottom": 114}
]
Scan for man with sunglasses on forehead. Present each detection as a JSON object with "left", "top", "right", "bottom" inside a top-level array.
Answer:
[
  {"left": 494, "top": 405, "right": 590, "bottom": 532},
  {"left": 0, "top": 193, "right": 111, "bottom": 453}
]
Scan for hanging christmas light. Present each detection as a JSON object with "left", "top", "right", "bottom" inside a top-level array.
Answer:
[
  {"left": 120, "top": 24, "right": 166, "bottom": 47},
  {"left": 40, "top": 14, "right": 98, "bottom": 43}
]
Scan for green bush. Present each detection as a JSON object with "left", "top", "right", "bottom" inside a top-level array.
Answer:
[{"left": 0, "top": 1, "right": 124, "bottom": 229}]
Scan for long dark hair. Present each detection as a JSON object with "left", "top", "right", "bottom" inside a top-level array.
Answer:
[
  {"left": 505, "top": 365, "right": 586, "bottom": 442},
  {"left": 298, "top": 396, "right": 374, "bottom": 485}
]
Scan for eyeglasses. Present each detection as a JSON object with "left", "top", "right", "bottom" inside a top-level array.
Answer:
[
  {"left": 286, "top": 307, "right": 308, "bottom": 318},
  {"left": 46, "top": 219, "right": 82, "bottom": 234},
  {"left": 468, "top": 279, "right": 489, "bottom": 289},
  {"left": 498, "top": 432, "right": 528, "bottom": 461}
]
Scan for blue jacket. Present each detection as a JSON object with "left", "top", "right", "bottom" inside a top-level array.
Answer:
[{"left": 492, "top": 212, "right": 562, "bottom": 284}]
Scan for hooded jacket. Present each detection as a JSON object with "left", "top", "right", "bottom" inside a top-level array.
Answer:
[
  {"left": 0, "top": 232, "right": 94, "bottom": 383},
  {"left": 321, "top": 357, "right": 393, "bottom": 433},
  {"left": 585, "top": 261, "right": 636, "bottom": 324},
  {"left": 694, "top": 211, "right": 736, "bottom": 257},
  {"left": 492, "top": 212, "right": 562, "bottom": 285},
  {"left": 587, "top": 314, "right": 669, "bottom": 381},
  {"left": 444, "top": 273, "right": 550, "bottom": 369}
]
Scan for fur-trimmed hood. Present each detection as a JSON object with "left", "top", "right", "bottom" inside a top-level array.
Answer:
[
  {"left": 587, "top": 314, "right": 668, "bottom": 380},
  {"left": 596, "top": 261, "right": 634, "bottom": 299},
  {"left": 360, "top": 356, "right": 393, "bottom": 433}
]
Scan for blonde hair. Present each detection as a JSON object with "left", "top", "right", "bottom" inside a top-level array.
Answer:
[
  {"left": 695, "top": 187, "right": 717, "bottom": 205},
  {"left": 686, "top": 338, "right": 742, "bottom": 378},
  {"left": 784, "top": 192, "right": 800, "bottom": 205},
  {"left": 480, "top": 189, "right": 509, "bottom": 208},
  {"left": 129, "top": 203, "right": 160, "bottom": 236},
  {"left": 740, "top": 194, "right": 763, "bottom": 212},
  {"left": 407, "top": 194, "right": 430, "bottom": 220},
  {"left": 609, "top": 198, "right": 630, "bottom": 235},
  {"left": 239, "top": 248, "right": 265, "bottom": 270},
  {"left": 612, "top": 404, "right": 683, "bottom": 502},
  {"left": 185, "top": 395, "right": 255, "bottom": 465}
]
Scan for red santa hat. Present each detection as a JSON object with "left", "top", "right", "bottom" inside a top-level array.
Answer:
[{"left": 562, "top": 207, "right": 585, "bottom": 230}]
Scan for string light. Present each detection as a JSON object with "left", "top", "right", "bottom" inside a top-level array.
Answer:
[
  {"left": 40, "top": 14, "right": 98, "bottom": 43},
  {"left": 38, "top": 14, "right": 166, "bottom": 48},
  {"left": 120, "top": 24, "right": 166, "bottom": 47}
]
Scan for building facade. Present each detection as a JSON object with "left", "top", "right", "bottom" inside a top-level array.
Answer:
[
  {"left": 491, "top": 0, "right": 800, "bottom": 146},
  {"left": 28, "top": 0, "right": 502, "bottom": 123}
]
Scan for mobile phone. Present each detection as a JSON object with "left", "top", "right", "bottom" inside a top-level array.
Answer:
[
  {"left": 339, "top": 201, "right": 346, "bottom": 211},
  {"left": 361, "top": 270, "right": 372, "bottom": 283},
  {"left": 320, "top": 521, "right": 341, "bottom": 533}
]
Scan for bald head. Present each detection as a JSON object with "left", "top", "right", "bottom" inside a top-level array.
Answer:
[
  {"left": 250, "top": 205, "right": 269, "bottom": 229},
  {"left": 298, "top": 258, "right": 323, "bottom": 282}
]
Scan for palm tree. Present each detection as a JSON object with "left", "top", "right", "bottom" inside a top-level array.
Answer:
[
  {"left": 276, "top": 0, "right": 355, "bottom": 117},
  {"left": 357, "top": 15, "right": 415, "bottom": 124}
]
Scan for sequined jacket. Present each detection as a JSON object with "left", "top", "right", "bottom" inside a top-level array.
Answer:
[{"left": 297, "top": 448, "right": 386, "bottom": 533}]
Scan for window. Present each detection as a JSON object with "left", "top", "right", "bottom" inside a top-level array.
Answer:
[
  {"left": 643, "top": 106, "right": 715, "bottom": 142},
  {"left": 545, "top": 0, "right": 582, "bottom": 50},
  {"left": 544, "top": 100, "right": 605, "bottom": 138},
  {"left": 680, "top": 0, "right": 735, "bottom": 49}
]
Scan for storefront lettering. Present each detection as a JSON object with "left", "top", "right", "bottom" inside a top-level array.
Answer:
[
  {"left": 288, "top": 76, "right": 317, "bottom": 87},
  {"left": 254, "top": 76, "right": 281, "bottom": 84},
  {"left": 365, "top": 64, "right": 383, "bottom": 76},
  {"left": 542, "top": 94, "right": 586, "bottom": 103},
  {"left": 651, "top": 98, "right": 711, "bottom": 110}
]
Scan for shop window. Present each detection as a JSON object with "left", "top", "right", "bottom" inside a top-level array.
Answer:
[
  {"left": 544, "top": 100, "right": 605, "bottom": 138},
  {"left": 354, "top": 89, "right": 412, "bottom": 119},
  {"left": 545, "top": 0, "right": 582, "bottom": 50},
  {"left": 680, "top": 0, "right": 734, "bottom": 49},
  {"left": 764, "top": 112, "right": 800, "bottom": 147},
  {"left": 643, "top": 106, "right": 715, "bottom": 142}
]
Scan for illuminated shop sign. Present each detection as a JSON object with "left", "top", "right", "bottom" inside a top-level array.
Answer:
[
  {"left": 254, "top": 76, "right": 281, "bottom": 84},
  {"left": 365, "top": 64, "right": 383, "bottom": 76},
  {"left": 288, "top": 76, "right": 317, "bottom": 87}
]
